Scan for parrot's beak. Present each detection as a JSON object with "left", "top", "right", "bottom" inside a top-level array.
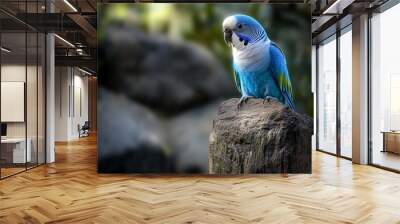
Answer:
[{"left": 224, "top": 28, "right": 233, "bottom": 46}]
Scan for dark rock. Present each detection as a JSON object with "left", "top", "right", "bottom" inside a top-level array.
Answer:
[
  {"left": 209, "top": 98, "right": 312, "bottom": 174},
  {"left": 98, "top": 144, "right": 176, "bottom": 173},
  {"left": 98, "top": 87, "right": 175, "bottom": 173},
  {"left": 100, "top": 26, "right": 237, "bottom": 116}
]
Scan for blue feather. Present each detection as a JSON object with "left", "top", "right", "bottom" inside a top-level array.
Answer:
[{"left": 228, "top": 15, "right": 295, "bottom": 110}]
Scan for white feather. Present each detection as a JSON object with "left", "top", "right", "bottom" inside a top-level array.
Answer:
[
  {"left": 222, "top": 16, "right": 237, "bottom": 30},
  {"left": 232, "top": 35, "right": 270, "bottom": 72}
]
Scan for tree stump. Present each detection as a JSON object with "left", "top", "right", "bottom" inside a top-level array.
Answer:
[{"left": 209, "top": 98, "right": 312, "bottom": 174}]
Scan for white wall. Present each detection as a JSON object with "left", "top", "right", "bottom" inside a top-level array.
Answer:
[
  {"left": 1, "top": 65, "right": 26, "bottom": 141},
  {"left": 1, "top": 65, "right": 36, "bottom": 138},
  {"left": 71, "top": 73, "right": 89, "bottom": 138},
  {"left": 55, "top": 67, "right": 89, "bottom": 141},
  {"left": 55, "top": 66, "right": 70, "bottom": 141}
]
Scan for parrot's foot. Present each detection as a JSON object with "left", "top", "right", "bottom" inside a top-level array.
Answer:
[
  {"left": 237, "top": 96, "right": 254, "bottom": 110},
  {"left": 263, "top": 96, "right": 278, "bottom": 104}
]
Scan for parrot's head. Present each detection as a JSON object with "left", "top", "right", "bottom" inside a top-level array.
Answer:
[{"left": 223, "top": 14, "right": 269, "bottom": 50}]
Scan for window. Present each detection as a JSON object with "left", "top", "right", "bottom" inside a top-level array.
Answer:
[
  {"left": 317, "top": 36, "right": 337, "bottom": 154},
  {"left": 370, "top": 3, "right": 400, "bottom": 171},
  {"left": 339, "top": 27, "right": 352, "bottom": 158}
]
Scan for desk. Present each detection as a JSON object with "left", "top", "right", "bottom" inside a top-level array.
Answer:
[
  {"left": 1, "top": 138, "right": 31, "bottom": 163},
  {"left": 382, "top": 131, "right": 400, "bottom": 154}
]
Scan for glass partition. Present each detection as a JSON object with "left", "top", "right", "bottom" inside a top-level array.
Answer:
[
  {"left": 27, "top": 30, "right": 38, "bottom": 169},
  {"left": 0, "top": 31, "right": 28, "bottom": 177},
  {"left": 38, "top": 32, "right": 45, "bottom": 165},
  {"left": 317, "top": 35, "right": 337, "bottom": 154},
  {"left": 0, "top": 2, "right": 46, "bottom": 179}
]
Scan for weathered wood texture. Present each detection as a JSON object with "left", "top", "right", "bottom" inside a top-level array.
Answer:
[{"left": 209, "top": 98, "right": 312, "bottom": 174}]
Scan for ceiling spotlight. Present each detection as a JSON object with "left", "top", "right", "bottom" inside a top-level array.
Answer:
[
  {"left": 1, "top": 47, "right": 11, "bottom": 53},
  {"left": 76, "top": 48, "right": 86, "bottom": 56}
]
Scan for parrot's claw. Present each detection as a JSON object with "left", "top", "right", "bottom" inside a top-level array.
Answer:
[
  {"left": 237, "top": 96, "right": 253, "bottom": 110},
  {"left": 263, "top": 96, "right": 278, "bottom": 104}
]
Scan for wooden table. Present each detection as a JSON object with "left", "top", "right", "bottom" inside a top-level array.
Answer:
[{"left": 381, "top": 131, "right": 400, "bottom": 154}]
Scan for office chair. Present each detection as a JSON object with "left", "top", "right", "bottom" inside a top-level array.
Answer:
[{"left": 79, "top": 121, "right": 90, "bottom": 138}]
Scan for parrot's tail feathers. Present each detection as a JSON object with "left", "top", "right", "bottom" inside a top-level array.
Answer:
[{"left": 282, "top": 91, "right": 295, "bottom": 111}]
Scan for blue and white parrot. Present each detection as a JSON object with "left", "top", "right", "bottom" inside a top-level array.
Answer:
[{"left": 223, "top": 14, "right": 295, "bottom": 110}]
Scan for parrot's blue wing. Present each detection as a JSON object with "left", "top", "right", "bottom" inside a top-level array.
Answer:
[
  {"left": 232, "top": 63, "right": 242, "bottom": 94},
  {"left": 269, "top": 42, "right": 295, "bottom": 110}
]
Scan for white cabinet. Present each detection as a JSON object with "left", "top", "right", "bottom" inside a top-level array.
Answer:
[{"left": 1, "top": 138, "right": 32, "bottom": 163}]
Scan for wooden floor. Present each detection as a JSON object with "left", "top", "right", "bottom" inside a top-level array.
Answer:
[
  {"left": 1, "top": 167, "right": 26, "bottom": 178},
  {"left": 1, "top": 135, "right": 400, "bottom": 224}
]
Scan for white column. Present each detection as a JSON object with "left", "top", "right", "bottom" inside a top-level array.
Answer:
[
  {"left": 352, "top": 14, "right": 369, "bottom": 164},
  {"left": 46, "top": 1, "right": 55, "bottom": 163}
]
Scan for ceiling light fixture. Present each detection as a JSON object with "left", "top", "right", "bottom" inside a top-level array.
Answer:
[
  {"left": 322, "top": 0, "right": 342, "bottom": 14},
  {"left": 1, "top": 47, "right": 11, "bottom": 53},
  {"left": 54, "top": 34, "right": 75, "bottom": 48},
  {"left": 322, "top": 0, "right": 355, "bottom": 15},
  {"left": 63, "top": 0, "right": 78, "bottom": 12},
  {"left": 78, "top": 67, "right": 92, "bottom": 76},
  {"left": 76, "top": 48, "right": 86, "bottom": 56}
]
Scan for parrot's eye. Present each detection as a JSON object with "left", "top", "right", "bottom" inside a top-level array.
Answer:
[{"left": 238, "top": 24, "right": 243, "bottom": 29}]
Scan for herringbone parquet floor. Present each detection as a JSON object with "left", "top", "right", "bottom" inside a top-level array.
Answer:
[{"left": 1, "top": 134, "right": 400, "bottom": 224}]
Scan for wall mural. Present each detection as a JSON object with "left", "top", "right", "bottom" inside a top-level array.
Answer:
[{"left": 98, "top": 3, "right": 312, "bottom": 174}]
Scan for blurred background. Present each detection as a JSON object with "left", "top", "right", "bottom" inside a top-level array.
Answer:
[{"left": 98, "top": 3, "right": 311, "bottom": 173}]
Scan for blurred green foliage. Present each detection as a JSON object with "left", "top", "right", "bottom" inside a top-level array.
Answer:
[{"left": 99, "top": 3, "right": 312, "bottom": 116}]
